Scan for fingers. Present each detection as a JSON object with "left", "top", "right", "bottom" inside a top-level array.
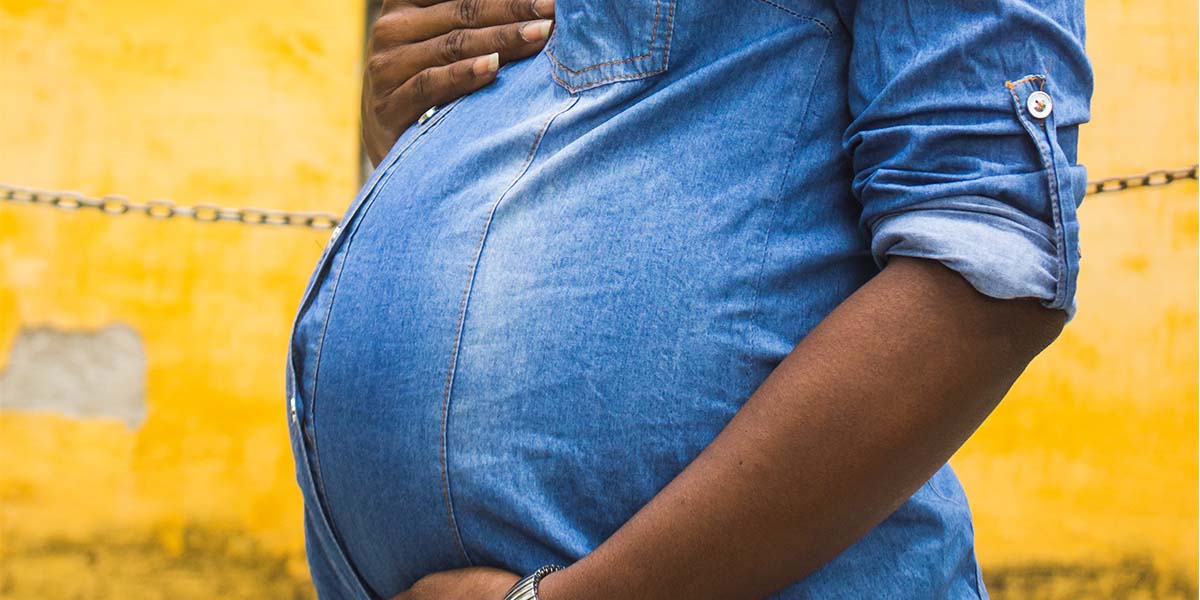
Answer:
[
  {"left": 364, "top": 0, "right": 555, "bottom": 142},
  {"left": 370, "top": 19, "right": 551, "bottom": 90},
  {"left": 389, "top": 0, "right": 555, "bottom": 40},
  {"left": 374, "top": 53, "right": 500, "bottom": 129},
  {"left": 440, "top": 0, "right": 555, "bottom": 29}
]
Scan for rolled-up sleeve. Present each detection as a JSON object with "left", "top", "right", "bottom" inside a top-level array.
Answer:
[{"left": 835, "top": 0, "right": 1094, "bottom": 319}]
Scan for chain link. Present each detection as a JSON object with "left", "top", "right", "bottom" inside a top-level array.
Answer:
[
  {"left": 1084, "top": 164, "right": 1198, "bottom": 195},
  {"left": 0, "top": 184, "right": 340, "bottom": 230},
  {"left": 2, "top": 165, "right": 1196, "bottom": 230}
]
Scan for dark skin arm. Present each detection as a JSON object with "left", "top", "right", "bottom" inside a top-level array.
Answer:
[{"left": 396, "top": 255, "right": 1066, "bottom": 599}]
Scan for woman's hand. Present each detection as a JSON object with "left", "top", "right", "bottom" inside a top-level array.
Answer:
[
  {"left": 390, "top": 566, "right": 521, "bottom": 600},
  {"left": 363, "top": 0, "right": 556, "bottom": 165}
]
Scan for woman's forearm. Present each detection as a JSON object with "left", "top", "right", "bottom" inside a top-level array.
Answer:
[{"left": 538, "top": 256, "right": 1065, "bottom": 600}]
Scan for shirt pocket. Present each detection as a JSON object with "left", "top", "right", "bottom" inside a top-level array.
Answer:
[{"left": 545, "top": 0, "right": 677, "bottom": 92}]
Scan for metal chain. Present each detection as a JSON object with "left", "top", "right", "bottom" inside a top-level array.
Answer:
[
  {"left": 0, "top": 184, "right": 339, "bottom": 230},
  {"left": 2, "top": 164, "right": 1196, "bottom": 230},
  {"left": 1084, "top": 164, "right": 1197, "bottom": 195}
]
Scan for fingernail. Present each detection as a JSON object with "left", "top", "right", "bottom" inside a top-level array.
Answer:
[
  {"left": 532, "top": 0, "right": 554, "bottom": 18},
  {"left": 472, "top": 52, "right": 500, "bottom": 76},
  {"left": 520, "top": 19, "right": 553, "bottom": 43}
]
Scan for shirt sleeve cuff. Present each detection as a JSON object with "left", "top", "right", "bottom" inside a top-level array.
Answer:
[{"left": 868, "top": 195, "right": 1078, "bottom": 320}]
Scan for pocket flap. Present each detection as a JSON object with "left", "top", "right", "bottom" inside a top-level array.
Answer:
[{"left": 545, "top": 0, "right": 677, "bottom": 92}]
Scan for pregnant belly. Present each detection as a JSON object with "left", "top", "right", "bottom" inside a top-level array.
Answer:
[
  {"left": 296, "top": 80, "right": 779, "bottom": 600},
  {"left": 291, "top": 29, "right": 863, "bottom": 591}
]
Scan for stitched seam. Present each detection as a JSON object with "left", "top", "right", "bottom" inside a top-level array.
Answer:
[
  {"left": 307, "top": 100, "right": 458, "bottom": 465},
  {"left": 1042, "top": 114, "right": 1069, "bottom": 308},
  {"left": 549, "top": 66, "right": 667, "bottom": 92},
  {"left": 744, "top": 35, "right": 830, "bottom": 367},
  {"left": 309, "top": 509, "right": 365, "bottom": 596},
  {"left": 545, "top": 44, "right": 654, "bottom": 75},
  {"left": 439, "top": 96, "right": 579, "bottom": 566},
  {"left": 302, "top": 97, "right": 466, "bottom": 420},
  {"left": 921, "top": 470, "right": 961, "bottom": 504},
  {"left": 544, "top": 0, "right": 663, "bottom": 74},
  {"left": 288, "top": 423, "right": 364, "bottom": 598},
  {"left": 287, "top": 141, "right": 403, "bottom": 390},
  {"left": 750, "top": 0, "right": 833, "bottom": 35},
  {"left": 660, "top": 0, "right": 678, "bottom": 70},
  {"left": 300, "top": 100, "right": 462, "bottom": 599},
  {"left": 1004, "top": 74, "right": 1045, "bottom": 90},
  {"left": 292, "top": 100, "right": 460, "bottom": 324},
  {"left": 1005, "top": 75, "right": 1068, "bottom": 308}
]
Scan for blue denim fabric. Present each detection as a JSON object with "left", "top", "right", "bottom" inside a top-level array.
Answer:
[{"left": 285, "top": 1, "right": 1092, "bottom": 598}]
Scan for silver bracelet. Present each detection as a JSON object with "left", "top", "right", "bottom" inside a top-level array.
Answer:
[{"left": 503, "top": 564, "right": 565, "bottom": 600}]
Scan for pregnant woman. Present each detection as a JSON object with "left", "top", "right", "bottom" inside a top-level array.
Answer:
[{"left": 286, "top": 0, "right": 1093, "bottom": 598}]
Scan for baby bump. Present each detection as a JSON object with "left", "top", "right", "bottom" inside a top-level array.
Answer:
[
  {"left": 302, "top": 94, "right": 789, "bottom": 600},
  {"left": 306, "top": 108, "right": 777, "bottom": 598},
  {"left": 295, "top": 11, "right": 846, "bottom": 595}
]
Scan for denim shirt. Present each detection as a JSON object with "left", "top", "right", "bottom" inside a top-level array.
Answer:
[{"left": 285, "top": 1, "right": 1092, "bottom": 598}]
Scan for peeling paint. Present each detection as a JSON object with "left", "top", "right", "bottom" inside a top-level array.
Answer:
[{"left": 0, "top": 325, "right": 146, "bottom": 428}]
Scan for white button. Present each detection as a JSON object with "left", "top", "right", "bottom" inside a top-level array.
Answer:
[
  {"left": 289, "top": 395, "right": 298, "bottom": 421},
  {"left": 417, "top": 106, "right": 438, "bottom": 125},
  {"left": 1027, "top": 91, "right": 1053, "bottom": 119}
]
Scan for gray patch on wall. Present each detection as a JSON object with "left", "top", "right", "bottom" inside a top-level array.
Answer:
[{"left": 0, "top": 324, "right": 147, "bottom": 428}]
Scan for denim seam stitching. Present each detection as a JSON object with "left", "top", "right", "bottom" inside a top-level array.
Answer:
[
  {"left": 308, "top": 103, "right": 458, "bottom": 487},
  {"left": 302, "top": 97, "right": 466, "bottom": 421},
  {"left": 289, "top": 422, "right": 363, "bottom": 598},
  {"left": 310, "top": 510, "right": 362, "bottom": 596},
  {"left": 1039, "top": 87, "right": 1073, "bottom": 309},
  {"left": 744, "top": 34, "right": 830, "bottom": 364},
  {"left": 549, "top": 66, "right": 667, "bottom": 92},
  {"left": 300, "top": 100, "right": 463, "bottom": 600},
  {"left": 438, "top": 96, "right": 580, "bottom": 567},
  {"left": 920, "top": 470, "right": 961, "bottom": 504},
  {"left": 286, "top": 135, "right": 405, "bottom": 399},
  {"left": 749, "top": 0, "right": 833, "bottom": 36},
  {"left": 1004, "top": 74, "right": 1068, "bottom": 309},
  {"left": 660, "top": 0, "right": 678, "bottom": 71},
  {"left": 544, "top": 0, "right": 663, "bottom": 74}
]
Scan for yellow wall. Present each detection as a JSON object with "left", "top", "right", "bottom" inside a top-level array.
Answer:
[
  {"left": 0, "top": 0, "right": 363, "bottom": 596},
  {"left": 0, "top": 0, "right": 1195, "bottom": 598},
  {"left": 955, "top": 2, "right": 1198, "bottom": 596}
]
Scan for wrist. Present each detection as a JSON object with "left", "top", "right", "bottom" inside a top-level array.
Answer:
[
  {"left": 505, "top": 564, "right": 567, "bottom": 600},
  {"left": 534, "top": 559, "right": 613, "bottom": 600},
  {"left": 533, "top": 568, "right": 571, "bottom": 600}
]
